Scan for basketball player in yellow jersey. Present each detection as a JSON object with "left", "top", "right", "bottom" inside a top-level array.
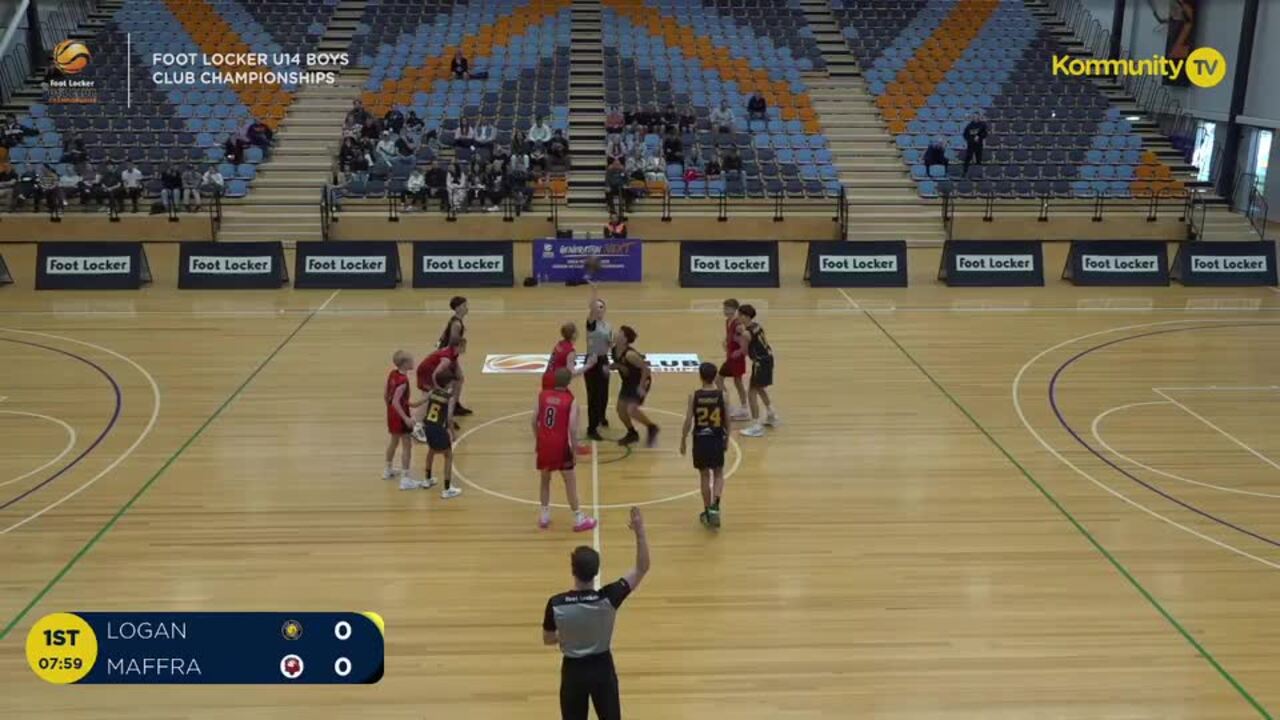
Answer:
[
  {"left": 419, "top": 370, "right": 463, "bottom": 498},
  {"left": 680, "top": 362, "right": 730, "bottom": 528}
]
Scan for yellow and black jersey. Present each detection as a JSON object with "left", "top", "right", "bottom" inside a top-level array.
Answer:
[
  {"left": 692, "top": 389, "right": 727, "bottom": 439},
  {"left": 422, "top": 388, "right": 453, "bottom": 428}
]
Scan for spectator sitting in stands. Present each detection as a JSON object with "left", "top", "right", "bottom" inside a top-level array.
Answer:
[
  {"left": 619, "top": 126, "right": 639, "bottom": 157},
  {"left": 625, "top": 147, "right": 645, "bottom": 181},
  {"left": 246, "top": 119, "right": 274, "bottom": 152},
  {"left": 547, "top": 130, "right": 570, "bottom": 170},
  {"left": 705, "top": 154, "right": 722, "bottom": 180},
  {"left": 510, "top": 149, "right": 531, "bottom": 177},
  {"left": 384, "top": 107, "right": 405, "bottom": 134},
  {"left": 1, "top": 114, "right": 34, "bottom": 148},
  {"left": 923, "top": 137, "right": 949, "bottom": 175},
  {"left": 643, "top": 104, "right": 663, "bottom": 133},
  {"left": 467, "top": 159, "right": 488, "bottom": 207},
  {"left": 606, "top": 106, "right": 624, "bottom": 134},
  {"left": 349, "top": 148, "right": 371, "bottom": 183},
  {"left": 201, "top": 164, "right": 224, "bottom": 200},
  {"left": 339, "top": 136, "right": 361, "bottom": 171},
  {"left": 224, "top": 135, "right": 245, "bottom": 164},
  {"left": 403, "top": 166, "right": 426, "bottom": 210},
  {"left": 491, "top": 144, "right": 511, "bottom": 170},
  {"left": 451, "top": 50, "right": 470, "bottom": 80},
  {"left": 424, "top": 161, "right": 448, "bottom": 210},
  {"left": 484, "top": 167, "right": 505, "bottom": 212},
  {"left": 644, "top": 148, "right": 665, "bottom": 182},
  {"left": 11, "top": 166, "right": 37, "bottom": 210},
  {"left": 406, "top": 110, "right": 425, "bottom": 133},
  {"left": 474, "top": 120, "right": 497, "bottom": 148},
  {"left": 721, "top": 146, "right": 742, "bottom": 177},
  {"left": 529, "top": 116, "right": 552, "bottom": 146},
  {"left": 395, "top": 132, "right": 416, "bottom": 160},
  {"left": 604, "top": 211, "right": 627, "bottom": 238},
  {"left": 679, "top": 104, "right": 697, "bottom": 134},
  {"left": 662, "top": 128, "right": 683, "bottom": 165},
  {"left": 661, "top": 103, "right": 679, "bottom": 133},
  {"left": 454, "top": 120, "right": 475, "bottom": 149},
  {"left": 361, "top": 117, "right": 381, "bottom": 142},
  {"left": 59, "top": 163, "right": 84, "bottom": 207},
  {"left": 529, "top": 144, "right": 548, "bottom": 173},
  {"left": 511, "top": 129, "right": 529, "bottom": 154},
  {"left": 605, "top": 157, "right": 628, "bottom": 212},
  {"left": 446, "top": 161, "right": 468, "bottom": 211},
  {"left": 0, "top": 163, "right": 14, "bottom": 208},
  {"left": 181, "top": 164, "right": 202, "bottom": 212},
  {"left": 375, "top": 131, "right": 398, "bottom": 165},
  {"left": 63, "top": 134, "right": 87, "bottom": 165},
  {"left": 41, "top": 167, "right": 63, "bottom": 211},
  {"left": 747, "top": 93, "right": 767, "bottom": 121},
  {"left": 345, "top": 99, "right": 370, "bottom": 128},
  {"left": 101, "top": 162, "right": 124, "bottom": 214},
  {"left": 159, "top": 164, "right": 182, "bottom": 211},
  {"left": 686, "top": 145, "right": 702, "bottom": 174},
  {"left": 710, "top": 101, "right": 735, "bottom": 134},
  {"left": 122, "top": 162, "right": 143, "bottom": 213}
]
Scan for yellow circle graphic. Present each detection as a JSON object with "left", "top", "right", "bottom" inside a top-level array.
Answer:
[
  {"left": 1185, "top": 47, "right": 1227, "bottom": 88},
  {"left": 26, "top": 612, "right": 98, "bottom": 684}
]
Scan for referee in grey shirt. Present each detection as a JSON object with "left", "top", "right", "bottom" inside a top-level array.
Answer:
[
  {"left": 584, "top": 281, "right": 613, "bottom": 440},
  {"left": 543, "top": 507, "right": 650, "bottom": 720}
]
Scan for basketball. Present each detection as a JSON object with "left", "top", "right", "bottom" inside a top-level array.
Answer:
[
  {"left": 53, "top": 40, "right": 91, "bottom": 74},
  {"left": 584, "top": 255, "right": 602, "bottom": 274}
]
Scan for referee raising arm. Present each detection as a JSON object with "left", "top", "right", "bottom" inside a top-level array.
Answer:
[{"left": 543, "top": 507, "right": 650, "bottom": 720}]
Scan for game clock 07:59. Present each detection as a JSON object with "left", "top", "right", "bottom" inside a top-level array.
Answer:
[{"left": 26, "top": 612, "right": 98, "bottom": 684}]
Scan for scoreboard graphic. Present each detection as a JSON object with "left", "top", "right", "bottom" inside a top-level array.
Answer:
[{"left": 26, "top": 612, "right": 384, "bottom": 684}]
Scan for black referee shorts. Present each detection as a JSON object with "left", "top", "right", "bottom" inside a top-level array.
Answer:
[{"left": 560, "top": 652, "right": 621, "bottom": 720}]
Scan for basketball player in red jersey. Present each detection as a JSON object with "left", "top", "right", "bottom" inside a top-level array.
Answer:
[
  {"left": 543, "top": 322, "right": 597, "bottom": 390},
  {"left": 716, "top": 298, "right": 751, "bottom": 420},
  {"left": 385, "top": 350, "right": 429, "bottom": 490},
  {"left": 535, "top": 368, "right": 598, "bottom": 532},
  {"left": 413, "top": 338, "right": 466, "bottom": 441}
]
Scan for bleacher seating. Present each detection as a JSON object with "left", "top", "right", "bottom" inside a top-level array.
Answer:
[
  {"left": 603, "top": 0, "right": 839, "bottom": 199},
  {"left": 349, "top": 0, "right": 572, "bottom": 200},
  {"left": 2, "top": 0, "right": 335, "bottom": 207},
  {"left": 833, "top": 0, "right": 1185, "bottom": 201}
]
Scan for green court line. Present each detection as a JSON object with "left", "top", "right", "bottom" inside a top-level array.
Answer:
[
  {"left": 860, "top": 310, "right": 1272, "bottom": 720},
  {"left": 0, "top": 307, "right": 325, "bottom": 642}
]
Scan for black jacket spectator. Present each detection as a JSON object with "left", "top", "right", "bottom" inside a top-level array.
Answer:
[
  {"left": 345, "top": 101, "right": 370, "bottom": 128},
  {"left": 63, "top": 136, "right": 87, "bottom": 165},
  {"left": 384, "top": 108, "right": 405, "bottom": 134},
  {"left": 747, "top": 93, "right": 767, "bottom": 121},
  {"left": 662, "top": 133, "right": 683, "bottom": 164},
  {"left": 923, "top": 141, "right": 948, "bottom": 172},
  {"left": 247, "top": 120, "right": 273, "bottom": 150},
  {"left": 406, "top": 111, "right": 425, "bottom": 132},
  {"left": 450, "top": 52, "right": 469, "bottom": 79},
  {"left": 224, "top": 136, "right": 245, "bottom": 164},
  {"left": 962, "top": 116, "right": 989, "bottom": 175}
]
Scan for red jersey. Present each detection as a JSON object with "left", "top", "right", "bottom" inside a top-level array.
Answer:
[
  {"left": 725, "top": 317, "right": 742, "bottom": 358},
  {"left": 416, "top": 347, "right": 458, "bottom": 390},
  {"left": 385, "top": 368, "right": 411, "bottom": 434},
  {"left": 542, "top": 339, "right": 575, "bottom": 390},
  {"left": 536, "top": 387, "right": 574, "bottom": 452}
]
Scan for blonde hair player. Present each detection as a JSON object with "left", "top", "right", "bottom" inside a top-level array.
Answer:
[{"left": 384, "top": 350, "right": 430, "bottom": 489}]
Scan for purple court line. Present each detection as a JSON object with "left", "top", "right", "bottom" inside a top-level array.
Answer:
[
  {"left": 1048, "top": 322, "right": 1280, "bottom": 548},
  {"left": 0, "top": 338, "right": 121, "bottom": 510}
]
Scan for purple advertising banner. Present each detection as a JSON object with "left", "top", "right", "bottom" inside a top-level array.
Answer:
[{"left": 532, "top": 237, "right": 643, "bottom": 283}]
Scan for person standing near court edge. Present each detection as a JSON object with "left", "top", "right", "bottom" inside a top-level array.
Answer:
[{"left": 543, "top": 507, "right": 650, "bottom": 720}]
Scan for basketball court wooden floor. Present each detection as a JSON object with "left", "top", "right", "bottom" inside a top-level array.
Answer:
[{"left": 2, "top": 242, "right": 1280, "bottom": 719}]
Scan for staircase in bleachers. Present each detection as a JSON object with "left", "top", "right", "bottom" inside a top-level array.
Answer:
[
  {"left": 801, "top": 0, "right": 944, "bottom": 242},
  {"left": 216, "top": 0, "right": 367, "bottom": 242},
  {"left": 566, "top": 0, "right": 607, "bottom": 204}
]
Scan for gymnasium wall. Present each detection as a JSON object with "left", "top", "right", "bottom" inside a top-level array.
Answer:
[{"left": 1080, "top": 0, "right": 1280, "bottom": 127}]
